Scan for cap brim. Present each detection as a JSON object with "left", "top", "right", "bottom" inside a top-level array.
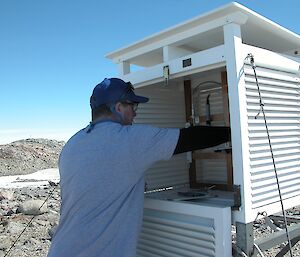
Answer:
[{"left": 127, "top": 94, "right": 149, "bottom": 103}]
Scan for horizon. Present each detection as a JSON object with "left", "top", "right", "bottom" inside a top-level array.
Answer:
[
  {"left": 0, "top": 128, "right": 74, "bottom": 145},
  {"left": 1, "top": 0, "right": 300, "bottom": 144}
]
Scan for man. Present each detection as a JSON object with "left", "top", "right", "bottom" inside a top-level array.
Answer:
[{"left": 48, "top": 78, "right": 230, "bottom": 257}]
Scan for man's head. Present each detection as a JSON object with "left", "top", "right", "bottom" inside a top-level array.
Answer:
[{"left": 90, "top": 78, "right": 149, "bottom": 125}]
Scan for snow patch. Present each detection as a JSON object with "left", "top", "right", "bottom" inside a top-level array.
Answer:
[{"left": 0, "top": 168, "right": 60, "bottom": 188}]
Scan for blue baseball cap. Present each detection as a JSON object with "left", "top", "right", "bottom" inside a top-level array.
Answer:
[{"left": 90, "top": 78, "right": 149, "bottom": 110}]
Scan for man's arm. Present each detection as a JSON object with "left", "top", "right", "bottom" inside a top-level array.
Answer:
[{"left": 173, "top": 126, "right": 231, "bottom": 155}]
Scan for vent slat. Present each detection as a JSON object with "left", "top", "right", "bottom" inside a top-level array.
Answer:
[{"left": 245, "top": 64, "right": 300, "bottom": 209}]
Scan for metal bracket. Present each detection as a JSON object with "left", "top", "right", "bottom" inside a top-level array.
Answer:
[
  {"left": 232, "top": 185, "right": 241, "bottom": 210},
  {"left": 163, "top": 65, "right": 170, "bottom": 86}
]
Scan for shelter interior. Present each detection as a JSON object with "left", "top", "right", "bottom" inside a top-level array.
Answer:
[{"left": 136, "top": 66, "right": 239, "bottom": 209}]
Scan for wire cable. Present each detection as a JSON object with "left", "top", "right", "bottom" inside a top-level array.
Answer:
[
  {"left": 246, "top": 53, "right": 294, "bottom": 257},
  {"left": 232, "top": 244, "right": 249, "bottom": 257},
  {"left": 253, "top": 243, "right": 266, "bottom": 257},
  {"left": 3, "top": 182, "right": 59, "bottom": 257}
]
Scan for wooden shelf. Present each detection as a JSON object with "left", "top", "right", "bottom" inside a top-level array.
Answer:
[{"left": 193, "top": 152, "right": 229, "bottom": 160}]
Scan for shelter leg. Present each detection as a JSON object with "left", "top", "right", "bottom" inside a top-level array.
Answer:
[{"left": 236, "top": 222, "right": 254, "bottom": 256}]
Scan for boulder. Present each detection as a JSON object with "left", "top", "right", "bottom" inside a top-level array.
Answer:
[{"left": 17, "top": 200, "right": 48, "bottom": 215}]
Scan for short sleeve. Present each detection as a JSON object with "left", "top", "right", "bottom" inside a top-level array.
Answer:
[{"left": 127, "top": 125, "right": 180, "bottom": 171}]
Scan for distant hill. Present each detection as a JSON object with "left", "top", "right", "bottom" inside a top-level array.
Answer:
[{"left": 0, "top": 138, "right": 64, "bottom": 176}]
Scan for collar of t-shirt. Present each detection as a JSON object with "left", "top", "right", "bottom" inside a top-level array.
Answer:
[{"left": 85, "top": 119, "right": 121, "bottom": 133}]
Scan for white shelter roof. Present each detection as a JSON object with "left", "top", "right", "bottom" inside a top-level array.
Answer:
[{"left": 106, "top": 2, "right": 300, "bottom": 67}]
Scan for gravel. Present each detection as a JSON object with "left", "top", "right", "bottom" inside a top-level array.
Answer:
[
  {"left": 0, "top": 139, "right": 63, "bottom": 257},
  {"left": 0, "top": 186, "right": 60, "bottom": 257}
]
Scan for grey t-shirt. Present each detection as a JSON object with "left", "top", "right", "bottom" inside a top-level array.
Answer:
[{"left": 48, "top": 121, "right": 179, "bottom": 257}]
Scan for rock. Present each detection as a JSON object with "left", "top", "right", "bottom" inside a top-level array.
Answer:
[
  {"left": 47, "top": 214, "right": 59, "bottom": 225},
  {"left": 4, "top": 209, "right": 14, "bottom": 216},
  {"left": 6, "top": 221, "right": 25, "bottom": 234},
  {"left": 0, "top": 236, "right": 11, "bottom": 250},
  {"left": 34, "top": 219, "right": 49, "bottom": 226},
  {"left": 0, "top": 216, "right": 9, "bottom": 227},
  {"left": 25, "top": 237, "right": 40, "bottom": 246},
  {"left": 0, "top": 190, "right": 14, "bottom": 201},
  {"left": 17, "top": 200, "right": 48, "bottom": 215}
]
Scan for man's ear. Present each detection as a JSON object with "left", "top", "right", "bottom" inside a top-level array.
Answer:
[{"left": 114, "top": 102, "right": 122, "bottom": 113}]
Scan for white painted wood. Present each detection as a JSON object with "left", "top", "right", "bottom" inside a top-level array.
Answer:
[
  {"left": 196, "top": 159, "right": 228, "bottom": 183},
  {"left": 253, "top": 196, "right": 300, "bottom": 213},
  {"left": 107, "top": 2, "right": 300, "bottom": 68},
  {"left": 193, "top": 87, "right": 224, "bottom": 121},
  {"left": 245, "top": 73, "right": 300, "bottom": 88},
  {"left": 223, "top": 22, "right": 252, "bottom": 224},
  {"left": 134, "top": 84, "right": 189, "bottom": 190},
  {"left": 118, "top": 61, "right": 130, "bottom": 76},
  {"left": 243, "top": 45, "right": 300, "bottom": 74},
  {"left": 243, "top": 48, "right": 300, "bottom": 219},
  {"left": 252, "top": 170, "right": 300, "bottom": 186},
  {"left": 137, "top": 199, "right": 231, "bottom": 257},
  {"left": 250, "top": 160, "right": 300, "bottom": 174},
  {"left": 250, "top": 148, "right": 300, "bottom": 160},
  {"left": 115, "top": 18, "right": 300, "bottom": 226},
  {"left": 121, "top": 45, "right": 225, "bottom": 88},
  {"left": 107, "top": 11, "right": 247, "bottom": 65},
  {"left": 193, "top": 84, "right": 228, "bottom": 184},
  {"left": 163, "top": 46, "right": 194, "bottom": 62}
]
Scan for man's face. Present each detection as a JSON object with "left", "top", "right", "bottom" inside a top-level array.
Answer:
[{"left": 116, "top": 102, "right": 138, "bottom": 125}]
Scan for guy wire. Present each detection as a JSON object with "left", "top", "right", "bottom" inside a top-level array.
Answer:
[
  {"left": 246, "top": 53, "right": 293, "bottom": 257},
  {"left": 4, "top": 182, "right": 58, "bottom": 257}
]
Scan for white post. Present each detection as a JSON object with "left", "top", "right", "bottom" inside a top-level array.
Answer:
[
  {"left": 118, "top": 61, "right": 130, "bottom": 76},
  {"left": 223, "top": 22, "right": 252, "bottom": 224},
  {"left": 163, "top": 46, "right": 170, "bottom": 62}
]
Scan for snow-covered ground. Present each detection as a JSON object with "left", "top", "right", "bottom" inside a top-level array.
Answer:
[{"left": 0, "top": 168, "right": 60, "bottom": 188}]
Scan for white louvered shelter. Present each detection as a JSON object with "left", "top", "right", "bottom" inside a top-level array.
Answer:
[{"left": 106, "top": 2, "right": 300, "bottom": 256}]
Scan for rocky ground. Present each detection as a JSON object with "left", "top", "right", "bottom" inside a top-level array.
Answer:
[
  {"left": 232, "top": 207, "right": 300, "bottom": 256},
  {"left": 0, "top": 139, "right": 63, "bottom": 257},
  {"left": 0, "top": 138, "right": 64, "bottom": 177},
  {"left": 0, "top": 186, "right": 60, "bottom": 257},
  {"left": 0, "top": 138, "right": 299, "bottom": 257}
]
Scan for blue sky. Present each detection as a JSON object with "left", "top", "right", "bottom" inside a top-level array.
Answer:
[{"left": 1, "top": 0, "right": 300, "bottom": 144}]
